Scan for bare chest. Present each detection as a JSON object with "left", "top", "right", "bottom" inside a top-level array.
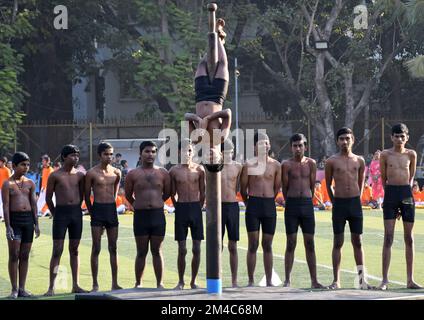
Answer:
[{"left": 387, "top": 154, "right": 410, "bottom": 170}]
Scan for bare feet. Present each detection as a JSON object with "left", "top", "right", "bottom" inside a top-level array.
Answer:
[
  {"left": 44, "top": 288, "right": 55, "bottom": 296},
  {"left": 311, "top": 282, "right": 327, "bottom": 289},
  {"left": 18, "top": 289, "right": 33, "bottom": 298},
  {"left": 283, "top": 280, "right": 290, "bottom": 288},
  {"left": 216, "top": 18, "right": 226, "bottom": 43},
  {"left": 359, "top": 281, "right": 375, "bottom": 290},
  {"left": 112, "top": 284, "right": 123, "bottom": 291},
  {"left": 328, "top": 282, "right": 340, "bottom": 290},
  {"left": 377, "top": 281, "right": 389, "bottom": 291},
  {"left": 407, "top": 281, "right": 423, "bottom": 289},
  {"left": 72, "top": 286, "right": 88, "bottom": 294},
  {"left": 174, "top": 282, "right": 185, "bottom": 290},
  {"left": 8, "top": 290, "right": 18, "bottom": 299},
  {"left": 91, "top": 285, "right": 99, "bottom": 293},
  {"left": 190, "top": 283, "right": 200, "bottom": 289}
]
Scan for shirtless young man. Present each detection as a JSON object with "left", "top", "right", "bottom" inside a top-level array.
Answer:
[
  {"left": 325, "top": 128, "right": 373, "bottom": 290},
  {"left": 45, "top": 145, "right": 87, "bottom": 296},
  {"left": 170, "top": 139, "right": 206, "bottom": 290},
  {"left": 378, "top": 123, "right": 422, "bottom": 290},
  {"left": 125, "top": 141, "right": 171, "bottom": 289},
  {"left": 185, "top": 18, "right": 231, "bottom": 145},
  {"left": 3, "top": 152, "right": 40, "bottom": 298},
  {"left": 281, "top": 134, "right": 324, "bottom": 289},
  {"left": 240, "top": 132, "right": 281, "bottom": 287},
  {"left": 221, "top": 139, "right": 243, "bottom": 287},
  {"left": 85, "top": 142, "right": 122, "bottom": 292}
]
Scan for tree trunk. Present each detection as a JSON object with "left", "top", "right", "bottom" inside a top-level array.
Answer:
[{"left": 314, "top": 53, "right": 337, "bottom": 155}]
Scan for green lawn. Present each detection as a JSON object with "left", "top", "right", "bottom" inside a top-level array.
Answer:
[{"left": 1, "top": 208, "right": 424, "bottom": 299}]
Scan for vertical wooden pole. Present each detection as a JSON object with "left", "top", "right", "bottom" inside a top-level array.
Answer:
[{"left": 205, "top": 2, "right": 222, "bottom": 295}]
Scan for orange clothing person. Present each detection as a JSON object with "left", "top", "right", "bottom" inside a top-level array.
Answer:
[
  {"left": 412, "top": 185, "right": 424, "bottom": 204},
  {"left": 0, "top": 157, "right": 12, "bottom": 219},
  {"left": 313, "top": 185, "right": 323, "bottom": 206},
  {"left": 275, "top": 191, "right": 285, "bottom": 207},
  {"left": 320, "top": 178, "right": 332, "bottom": 205},
  {"left": 361, "top": 185, "right": 373, "bottom": 205},
  {"left": 37, "top": 155, "right": 55, "bottom": 215}
]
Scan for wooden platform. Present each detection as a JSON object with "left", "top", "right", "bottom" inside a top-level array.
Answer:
[{"left": 75, "top": 286, "right": 424, "bottom": 300}]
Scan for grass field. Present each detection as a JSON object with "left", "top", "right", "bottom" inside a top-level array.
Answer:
[{"left": 1, "top": 208, "right": 424, "bottom": 300}]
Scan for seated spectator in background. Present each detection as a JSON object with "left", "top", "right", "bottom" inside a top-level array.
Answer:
[
  {"left": 413, "top": 182, "right": 424, "bottom": 206},
  {"left": 275, "top": 191, "right": 285, "bottom": 207},
  {"left": 164, "top": 197, "right": 175, "bottom": 213},
  {"left": 81, "top": 194, "right": 94, "bottom": 215},
  {"left": 236, "top": 191, "right": 244, "bottom": 207},
  {"left": 120, "top": 160, "right": 129, "bottom": 188},
  {"left": 53, "top": 162, "right": 61, "bottom": 171},
  {"left": 116, "top": 188, "right": 132, "bottom": 214},
  {"left": 320, "top": 177, "right": 333, "bottom": 208},
  {"left": 313, "top": 181, "right": 325, "bottom": 210},
  {"left": 361, "top": 182, "right": 373, "bottom": 207}
]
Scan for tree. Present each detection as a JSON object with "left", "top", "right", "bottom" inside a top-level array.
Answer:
[
  {"left": 0, "top": 0, "right": 32, "bottom": 153},
  {"left": 239, "top": 0, "right": 424, "bottom": 155}
]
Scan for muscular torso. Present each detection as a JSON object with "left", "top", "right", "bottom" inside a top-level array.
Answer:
[
  {"left": 130, "top": 167, "right": 166, "bottom": 210},
  {"left": 285, "top": 158, "right": 313, "bottom": 198},
  {"left": 383, "top": 149, "right": 413, "bottom": 185},
  {"left": 221, "top": 162, "right": 242, "bottom": 202},
  {"left": 246, "top": 158, "right": 279, "bottom": 198},
  {"left": 8, "top": 178, "right": 32, "bottom": 212},
  {"left": 172, "top": 165, "right": 202, "bottom": 202},
  {"left": 329, "top": 154, "right": 362, "bottom": 198},
  {"left": 89, "top": 166, "right": 120, "bottom": 203},
  {"left": 52, "top": 170, "right": 83, "bottom": 205}
]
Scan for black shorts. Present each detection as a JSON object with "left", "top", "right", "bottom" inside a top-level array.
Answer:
[
  {"left": 175, "top": 202, "right": 204, "bottom": 241},
  {"left": 383, "top": 185, "right": 415, "bottom": 222},
  {"left": 53, "top": 205, "right": 83, "bottom": 240},
  {"left": 91, "top": 202, "right": 119, "bottom": 229},
  {"left": 284, "top": 198, "right": 315, "bottom": 235},
  {"left": 10, "top": 211, "right": 34, "bottom": 243},
  {"left": 245, "top": 196, "right": 277, "bottom": 235},
  {"left": 332, "top": 197, "right": 363, "bottom": 235},
  {"left": 195, "top": 75, "right": 228, "bottom": 105},
  {"left": 222, "top": 202, "right": 240, "bottom": 241},
  {"left": 133, "top": 208, "right": 166, "bottom": 237}
]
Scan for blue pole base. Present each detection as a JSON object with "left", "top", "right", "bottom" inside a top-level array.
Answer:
[{"left": 207, "top": 279, "right": 222, "bottom": 294}]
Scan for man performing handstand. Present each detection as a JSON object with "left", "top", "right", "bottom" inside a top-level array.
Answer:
[{"left": 185, "top": 18, "right": 231, "bottom": 146}]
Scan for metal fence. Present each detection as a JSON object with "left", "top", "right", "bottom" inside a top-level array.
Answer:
[{"left": 13, "top": 115, "right": 424, "bottom": 172}]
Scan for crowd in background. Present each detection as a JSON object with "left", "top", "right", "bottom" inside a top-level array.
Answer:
[{"left": 1, "top": 148, "right": 423, "bottom": 222}]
